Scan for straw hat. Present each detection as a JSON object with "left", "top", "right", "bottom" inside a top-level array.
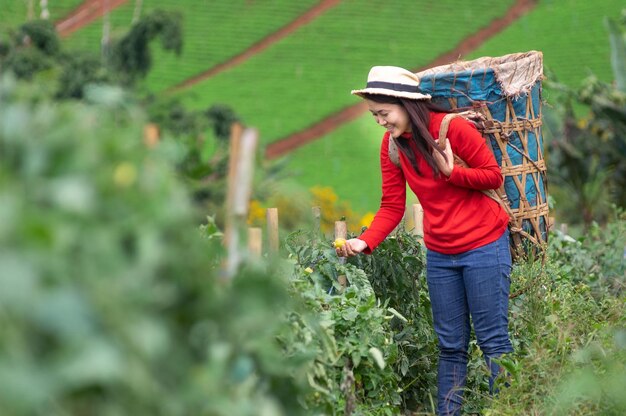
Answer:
[{"left": 351, "top": 66, "right": 431, "bottom": 100}]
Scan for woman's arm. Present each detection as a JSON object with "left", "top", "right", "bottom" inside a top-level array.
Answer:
[
  {"left": 436, "top": 118, "right": 503, "bottom": 190},
  {"left": 357, "top": 133, "right": 406, "bottom": 254}
]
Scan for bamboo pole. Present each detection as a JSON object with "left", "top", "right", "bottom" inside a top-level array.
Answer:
[
  {"left": 222, "top": 125, "right": 258, "bottom": 279},
  {"left": 248, "top": 227, "right": 262, "bottom": 258},
  {"left": 40, "top": 0, "right": 50, "bottom": 19},
  {"left": 230, "top": 129, "right": 256, "bottom": 217},
  {"left": 225, "top": 123, "right": 243, "bottom": 214},
  {"left": 335, "top": 220, "right": 348, "bottom": 288},
  {"left": 223, "top": 124, "right": 242, "bottom": 251},
  {"left": 266, "top": 208, "right": 279, "bottom": 254},
  {"left": 412, "top": 203, "right": 424, "bottom": 245}
]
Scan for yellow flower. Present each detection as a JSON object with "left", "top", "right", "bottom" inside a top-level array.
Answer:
[
  {"left": 359, "top": 212, "right": 375, "bottom": 228},
  {"left": 304, "top": 267, "right": 313, "bottom": 274},
  {"left": 113, "top": 162, "right": 137, "bottom": 188},
  {"left": 310, "top": 186, "right": 338, "bottom": 205},
  {"left": 310, "top": 186, "right": 357, "bottom": 233},
  {"left": 247, "top": 200, "right": 265, "bottom": 226}
]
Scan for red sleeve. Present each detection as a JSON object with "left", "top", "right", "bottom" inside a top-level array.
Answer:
[
  {"left": 446, "top": 118, "right": 503, "bottom": 190},
  {"left": 359, "top": 132, "right": 406, "bottom": 254}
]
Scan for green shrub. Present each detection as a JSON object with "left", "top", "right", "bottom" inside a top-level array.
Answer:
[
  {"left": 351, "top": 230, "right": 438, "bottom": 410},
  {"left": 550, "top": 209, "right": 626, "bottom": 294},
  {"left": 483, "top": 227, "right": 626, "bottom": 415},
  {"left": 0, "top": 75, "right": 310, "bottom": 415},
  {"left": 285, "top": 231, "right": 404, "bottom": 415}
]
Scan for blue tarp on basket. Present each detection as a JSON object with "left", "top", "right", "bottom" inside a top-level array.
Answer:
[{"left": 416, "top": 51, "right": 549, "bottom": 252}]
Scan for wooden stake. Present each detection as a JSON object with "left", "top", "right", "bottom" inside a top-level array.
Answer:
[
  {"left": 312, "top": 206, "right": 321, "bottom": 238},
  {"left": 334, "top": 220, "right": 347, "bottom": 240},
  {"left": 404, "top": 204, "right": 414, "bottom": 231},
  {"left": 143, "top": 123, "right": 160, "bottom": 148},
  {"left": 248, "top": 227, "right": 262, "bottom": 258},
  {"left": 560, "top": 223, "right": 568, "bottom": 235},
  {"left": 266, "top": 208, "right": 279, "bottom": 254},
  {"left": 412, "top": 203, "right": 424, "bottom": 245},
  {"left": 393, "top": 210, "right": 406, "bottom": 235}
]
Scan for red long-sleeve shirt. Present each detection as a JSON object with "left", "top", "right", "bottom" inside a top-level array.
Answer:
[{"left": 359, "top": 112, "right": 509, "bottom": 255}]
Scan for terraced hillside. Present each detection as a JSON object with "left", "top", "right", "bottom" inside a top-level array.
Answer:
[
  {"left": 467, "top": 0, "right": 621, "bottom": 86},
  {"left": 281, "top": 0, "right": 625, "bottom": 214},
  {"left": 61, "top": 0, "right": 318, "bottom": 91},
  {"left": 3, "top": 0, "right": 621, "bottom": 215},
  {"left": 0, "top": 0, "right": 83, "bottom": 30},
  {"left": 174, "top": 0, "right": 516, "bottom": 146}
]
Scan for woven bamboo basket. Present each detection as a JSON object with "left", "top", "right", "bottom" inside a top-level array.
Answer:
[{"left": 416, "top": 51, "right": 549, "bottom": 258}]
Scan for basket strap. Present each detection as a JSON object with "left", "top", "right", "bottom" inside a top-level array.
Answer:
[
  {"left": 387, "top": 111, "right": 484, "bottom": 167},
  {"left": 438, "top": 112, "right": 515, "bottom": 221},
  {"left": 388, "top": 136, "right": 401, "bottom": 167},
  {"left": 386, "top": 111, "right": 515, "bottom": 225},
  {"left": 437, "top": 111, "right": 485, "bottom": 144}
]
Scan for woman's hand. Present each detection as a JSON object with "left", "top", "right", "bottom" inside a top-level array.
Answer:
[
  {"left": 432, "top": 138, "right": 454, "bottom": 177},
  {"left": 335, "top": 238, "right": 368, "bottom": 257}
]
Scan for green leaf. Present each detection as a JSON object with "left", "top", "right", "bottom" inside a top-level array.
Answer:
[
  {"left": 369, "top": 347, "right": 385, "bottom": 370},
  {"left": 387, "top": 307, "right": 408, "bottom": 323},
  {"left": 341, "top": 308, "right": 359, "bottom": 322},
  {"left": 400, "top": 356, "right": 409, "bottom": 376}
]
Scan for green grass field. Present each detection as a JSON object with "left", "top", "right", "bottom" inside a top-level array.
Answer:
[
  {"left": 467, "top": 0, "right": 624, "bottom": 86},
  {"left": 175, "top": 0, "right": 515, "bottom": 146},
  {"left": 282, "top": 113, "right": 424, "bottom": 216},
  {"left": 61, "top": 0, "right": 317, "bottom": 92},
  {"left": 284, "top": 0, "right": 625, "bottom": 215},
  {"left": 0, "top": 0, "right": 83, "bottom": 31},
  {"left": 6, "top": 0, "right": 619, "bottom": 216},
  {"left": 281, "top": 115, "right": 382, "bottom": 215}
]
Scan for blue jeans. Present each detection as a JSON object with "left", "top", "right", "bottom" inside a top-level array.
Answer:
[{"left": 426, "top": 230, "right": 513, "bottom": 416}]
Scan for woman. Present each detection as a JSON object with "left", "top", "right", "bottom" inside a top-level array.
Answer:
[{"left": 338, "top": 66, "right": 512, "bottom": 415}]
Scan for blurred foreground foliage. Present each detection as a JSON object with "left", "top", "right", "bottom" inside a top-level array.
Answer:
[
  {"left": 0, "top": 75, "right": 310, "bottom": 415},
  {"left": 0, "top": 15, "right": 305, "bottom": 228}
]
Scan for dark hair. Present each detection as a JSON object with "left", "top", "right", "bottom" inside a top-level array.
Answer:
[{"left": 362, "top": 93, "right": 449, "bottom": 176}]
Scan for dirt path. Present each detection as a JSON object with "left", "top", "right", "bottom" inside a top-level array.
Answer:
[
  {"left": 55, "top": 0, "right": 130, "bottom": 38},
  {"left": 168, "top": 0, "right": 341, "bottom": 93},
  {"left": 265, "top": 0, "right": 538, "bottom": 159}
]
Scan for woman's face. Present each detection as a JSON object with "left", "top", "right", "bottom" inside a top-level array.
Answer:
[{"left": 366, "top": 99, "right": 411, "bottom": 138}]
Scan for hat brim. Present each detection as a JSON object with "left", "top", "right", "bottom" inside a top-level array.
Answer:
[{"left": 351, "top": 88, "right": 431, "bottom": 100}]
